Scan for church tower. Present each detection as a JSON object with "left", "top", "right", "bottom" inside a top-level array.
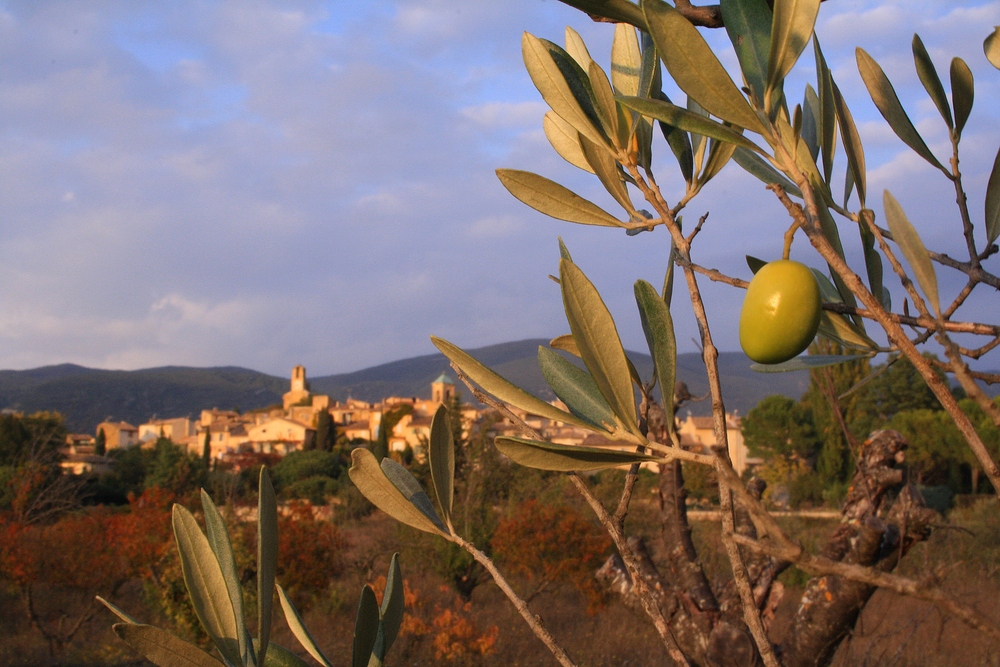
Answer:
[
  {"left": 283, "top": 365, "right": 311, "bottom": 410},
  {"left": 431, "top": 372, "right": 455, "bottom": 404}
]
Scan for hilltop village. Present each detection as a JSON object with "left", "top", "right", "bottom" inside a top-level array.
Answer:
[{"left": 61, "top": 365, "right": 751, "bottom": 475}]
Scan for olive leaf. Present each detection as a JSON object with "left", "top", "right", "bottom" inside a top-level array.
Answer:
[
  {"left": 373, "top": 553, "right": 405, "bottom": 663},
  {"left": 986, "top": 27, "right": 1000, "bottom": 70},
  {"left": 496, "top": 169, "right": 623, "bottom": 227},
  {"left": 495, "top": 436, "right": 659, "bottom": 472},
  {"left": 543, "top": 112, "right": 595, "bottom": 174},
  {"left": 580, "top": 134, "right": 635, "bottom": 214},
  {"left": 721, "top": 0, "right": 773, "bottom": 106},
  {"left": 550, "top": 333, "right": 580, "bottom": 357},
  {"left": 611, "top": 22, "right": 642, "bottom": 97},
  {"left": 428, "top": 405, "right": 455, "bottom": 530},
  {"left": 258, "top": 467, "right": 278, "bottom": 667},
  {"left": 986, "top": 145, "right": 1000, "bottom": 245},
  {"left": 352, "top": 586, "right": 380, "bottom": 667},
  {"left": 96, "top": 596, "right": 140, "bottom": 625},
  {"left": 883, "top": 190, "right": 940, "bottom": 317},
  {"left": 200, "top": 490, "right": 251, "bottom": 666},
  {"left": 802, "top": 84, "right": 820, "bottom": 162},
  {"left": 643, "top": 0, "right": 764, "bottom": 134},
  {"left": 560, "top": 258, "right": 639, "bottom": 435},
  {"left": 431, "top": 335, "right": 604, "bottom": 432},
  {"left": 751, "top": 354, "right": 868, "bottom": 373},
  {"left": 171, "top": 505, "right": 242, "bottom": 667},
  {"left": 814, "top": 38, "right": 837, "bottom": 183},
  {"left": 564, "top": 26, "right": 594, "bottom": 72},
  {"left": 832, "top": 80, "right": 866, "bottom": 206},
  {"left": 746, "top": 255, "right": 768, "bottom": 274},
  {"left": 858, "top": 208, "right": 888, "bottom": 311},
  {"left": 950, "top": 58, "right": 973, "bottom": 139},
  {"left": 634, "top": 280, "right": 677, "bottom": 428},
  {"left": 557, "top": 0, "right": 647, "bottom": 29},
  {"left": 619, "top": 96, "right": 765, "bottom": 154},
  {"left": 522, "top": 32, "right": 607, "bottom": 148},
  {"left": 113, "top": 623, "right": 225, "bottom": 667},
  {"left": 732, "top": 147, "right": 802, "bottom": 196},
  {"left": 277, "top": 584, "right": 334, "bottom": 667},
  {"left": 588, "top": 60, "right": 621, "bottom": 147},
  {"left": 912, "top": 34, "right": 953, "bottom": 130},
  {"left": 766, "top": 0, "right": 820, "bottom": 112},
  {"left": 856, "top": 48, "right": 948, "bottom": 175},
  {"left": 381, "top": 458, "right": 449, "bottom": 534},
  {"left": 538, "top": 345, "right": 617, "bottom": 430},
  {"left": 349, "top": 448, "right": 449, "bottom": 536}
]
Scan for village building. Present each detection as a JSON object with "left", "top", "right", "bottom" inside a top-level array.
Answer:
[
  {"left": 138, "top": 417, "right": 195, "bottom": 444},
  {"left": 95, "top": 421, "right": 139, "bottom": 450}
]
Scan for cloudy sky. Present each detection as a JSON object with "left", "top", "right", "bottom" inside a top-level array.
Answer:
[{"left": 0, "top": 0, "right": 997, "bottom": 376}]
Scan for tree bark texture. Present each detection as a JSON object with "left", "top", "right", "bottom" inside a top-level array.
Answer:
[{"left": 597, "top": 429, "right": 936, "bottom": 667}]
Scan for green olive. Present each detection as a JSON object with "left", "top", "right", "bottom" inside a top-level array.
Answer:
[{"left": 739, "top": 260, "right": 821, "bottom": 364}]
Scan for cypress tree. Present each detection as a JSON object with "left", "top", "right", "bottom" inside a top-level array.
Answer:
[
  {"left": 202, "top": 430, "right": 211, "bottom": 466},
  {"left": 95, "top": 428, "right": 106, "bottom": 456}
]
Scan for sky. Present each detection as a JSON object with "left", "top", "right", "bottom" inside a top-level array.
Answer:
[{"left": 0, "top": 0, "right": 998, "bottom": 377}]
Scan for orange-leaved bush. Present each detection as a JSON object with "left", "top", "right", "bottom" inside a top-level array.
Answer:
[{"left": 491, "top": 499, "right": 612, "bottom": 613}]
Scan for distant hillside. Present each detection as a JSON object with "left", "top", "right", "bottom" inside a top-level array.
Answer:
[
  {"left": 0, "top": 341, "right": 815, "bottom": 434},
  {"left": 0, "top": 365, "right": 286, "bottom": 433},
  {"left": 312, "top": 338, "right": 811, "bottom": 418}
]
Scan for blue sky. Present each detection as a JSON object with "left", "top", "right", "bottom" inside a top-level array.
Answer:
[{"left": 0, "top": 0, "right": 997, "bottom": 376}]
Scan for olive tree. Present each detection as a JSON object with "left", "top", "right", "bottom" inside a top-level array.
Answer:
[{"left": 349, "top": 1, "right": 1000, "bottom": 665}]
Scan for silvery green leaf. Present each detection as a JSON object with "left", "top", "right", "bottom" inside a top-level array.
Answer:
[
  {"left": 767, "top": 0, "right": 821, "bottom": 112},
  {"left": 543, "top": 112, "right": 595, "bottom": 174},
  {"left": 883, "top": 190, "right": 940, "bottom": 317},
  {"left": 522, "top": 33, "right": 606, "bottom": 148},
  {"left": 721, "top": 0, "right": 773, "bottom": 106},
  {"left": 950, "top": 57, "right": 974, "bottom": 138},
  {"left": 634, "top": 280, "right": 677, "bottom": 427},
  {"left": 258, "top": 467, "right": 278, "bottom": 666},
  {"left": 352, "top": 586, "right": 380, "bottom": 667},
  {"left": 276, "top": 584, "right": 333, "bottom": 667},
  {"left": 856, "top": 48, "right": 948, "bottom": 175},
  {"left": 611, "top": 22, "right": 642, "bottom": 97},
  {"left": 986, "top": 145, "right": 1000, "bottom": 244},
  {"left": 431, "top": 336, "right": 603, "bottom": 431},
  {"left": 428, "top": 405, "right": 454, "bottom": 529},
  {"left": 832, "top": 80, "right": 865, "bottom": 206},
  {"left": 495, "top": 436, "right": 659, "bottom": 472},
  {"left": 538, "top": 346, "right": 616, "bottom": 430},
  {"left": 751, "top": 355, "right": 868, "bottom": 372},
  {"left": 620, "top": 96, "right": 764, "bottom": 154},
  {"left": 912, "top": 34, "right": 953, "bottom": 129},
  {"left": 496, "top": 169, "right": 623, "bottom": 228},
  {"left": 114, "top": 623, "right": 225, "bottom": 667},
  {"left": 732, "top": 147, "right": 802, "bottom": 196},
  {"left": 564, "top": 26, "right": 594, "bottom": 72},
  {"left": 171, "top": 505, "right": 242, "bottom": 667},
  {"left": 373, "top": 553, "right": 404, "bottom": 661},
  {"left": 560, "top": 259, "right": 638, "bottom": 435},
  {"left": 201, "top": 490, "right": 250, "bottom": 666},
  {"left": 643, "top": 0, "right": 764, "bottom": 133},
  {"left": 349, "top": 449, "right": 447, "bottom": 535},
  {"left": 986, "top": 27, "right": 1000, "bottom": 70},
  {"left": 381, "top": 458, "right": 448, "bottom": 534}
]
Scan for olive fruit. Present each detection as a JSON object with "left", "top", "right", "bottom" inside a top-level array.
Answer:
[{"left": 739, "top": 260, "right": 821, "bottom": 364}]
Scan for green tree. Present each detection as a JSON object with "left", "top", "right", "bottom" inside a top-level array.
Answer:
[
  {"left": 851, "top": 356, "right": 946, "bottom": 436},
  {"left": 95, "top": 428, "right": 106, "bottom": 456},
  {"left": 201, "top": 430, "right": 211, "bottom": 466},
  {"left": 743, "top": 395, "right": 818, "bottom": 460},
  {"left": 315, "top": 409, "right": 336, "bottom": 452}
]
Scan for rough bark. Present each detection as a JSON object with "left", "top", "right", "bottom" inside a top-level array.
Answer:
[
  {"left": 779, "top": 430, "right": 937, "bottom": 667},
  {"left": 596, "top": 429, "right": 935, "bottom": 667}
]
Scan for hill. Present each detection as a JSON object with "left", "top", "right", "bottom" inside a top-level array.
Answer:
[
  {"left": 309, "top": 339, "right": 812, "bottom": 418},
  {"left": 0, "top": 341, "right": 814, "bottom": 434}
]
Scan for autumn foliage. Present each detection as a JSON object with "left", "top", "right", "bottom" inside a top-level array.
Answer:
[{"left": 491, "top": 499, "right": 612, "bottom": 613}]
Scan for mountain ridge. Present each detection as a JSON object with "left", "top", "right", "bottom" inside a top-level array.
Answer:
[{"left": 0, "top": 340, "right": 814, "bottom": 433}]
